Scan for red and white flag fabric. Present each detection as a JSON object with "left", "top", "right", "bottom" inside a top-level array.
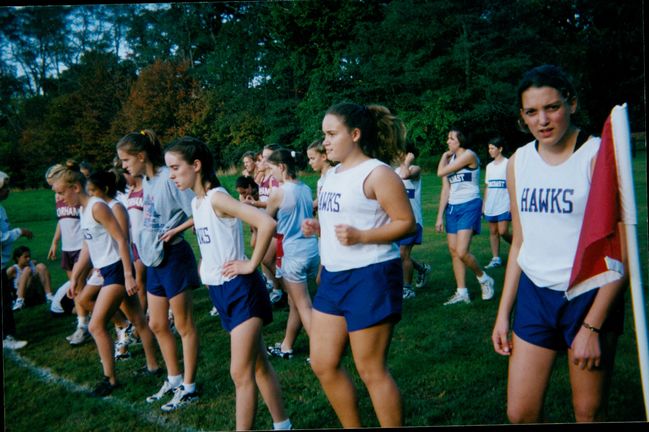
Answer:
[{"left": 566, "top": 114, "right": 624, "bottom": 300}]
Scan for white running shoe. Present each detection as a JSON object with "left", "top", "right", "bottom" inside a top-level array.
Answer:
[
  {"left": 3, "top": 335, "right": 28, "bottom": 350},
  {"left": 146, "top": 380, "right": 177, "bottom": 403},
  {"left": 484, "top": 257, "right": 502, "bottom": 270},
  {"left": 402, "top": 286, "right": 416, "bottom": 299},
  {"left": 480, "top": 273, "right": 495, "bottom": 300},
  {"left": 443, "top": 290, "right": 471, "bottom": 305},
  {"left": 209, "top": 306, "right": 219, "bottom": 317},
  {"left": 12, "top": 298, "right": 25, "bottom": 311},
  {"left": 69, "top": 326, "right": 92, "bottom": 345},
  {"left": 415, "top": 264, "right": 431, "bottom": 288},
  {"left": 160, "top": 385, "right": 199, "bottom": 412}
]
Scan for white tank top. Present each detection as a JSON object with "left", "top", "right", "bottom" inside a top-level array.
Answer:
[
  {"left": 515, "top": 138, "right": 599, "bottom": 291},
  {"left": 484, "top": 158, "right": 510, "bottom": 216},
  {"left": 318, "top": 159, "right": 400, "bottom": 272},
  {"left": 81, "top": 197, "right": 120, "bottom": 269},
  {"left": 396, "top": 167, "right": 423, "bottom": 225},
  {"left": 56, "top": 198, "right": 84, "bottom": 251},
  {"left": 192, "top": 187, "right": 247, "bottom": 286},
  {"left": 448, "top": 150, "right": 481, "bottom": 205}
]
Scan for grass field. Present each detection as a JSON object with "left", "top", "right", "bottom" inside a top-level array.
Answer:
[{"left": 3, "top": 154, "right": 648, "bottom": 431}]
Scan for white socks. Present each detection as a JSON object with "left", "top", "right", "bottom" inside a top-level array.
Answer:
[{"left": 273, "top": 419, "right": 292, "bottom": 430}]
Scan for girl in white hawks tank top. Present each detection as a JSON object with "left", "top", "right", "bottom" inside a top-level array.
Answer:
[
  {"left": 50, "top": 166, "right": 159, "bottom": 396},
  {"left": 301, "top": 103, "right": 414, "bottom": 428},
  {"left": 436, "top": 128, "right": 494, "bottom": 305},
  {"left": 164, "top": 137, "right": 291, "bottom": 431},
  {"left": 483, "top": 137, "right": 513, "bottom": 269},
  {"left": 266, "top": 148, "right": 320, "bottom": 359},
  {"left": 491, "top": 65, "right": 627, "bottom": 423}
]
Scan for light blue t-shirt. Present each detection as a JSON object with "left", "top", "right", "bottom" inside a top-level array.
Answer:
[{"left": 276, "top": 181, "right": 318, "bottom": 258}]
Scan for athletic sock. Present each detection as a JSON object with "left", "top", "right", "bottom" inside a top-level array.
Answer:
[
  {"left": 182, "top": 382, "right": 196, "bottom": 394},
  {"left": 477, "top": 273, "right": 489, "bottom": 283},
  {"left": 78, "top": 315, "right": 89, "bottom": 328},
  {"left": 168, "top": 374, "right": 183, "bottom": 388},
  {"left": 273, "top": 418, "right": 292, "bottom": 430},
  {"left": 457, "top": 287, "right": 468, "bottom": 296}
]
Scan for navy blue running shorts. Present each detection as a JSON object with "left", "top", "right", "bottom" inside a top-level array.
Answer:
[{"left": 313, "top": 258, "right": 403, "bottom": 332}]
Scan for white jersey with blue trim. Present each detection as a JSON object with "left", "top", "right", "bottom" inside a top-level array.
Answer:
[
  {"left": 318, "top": 158, "right": 400, "bottom": 272},
  {"left": 81, "top": 197, "right": 120, "bottom": 269},
  {"left": 277, "top": 181, "right": 319, "bottom": 256},
  {"left": 395, "top": 167, "right": 422, "bottom": 225},
  {"left": 484, "top": 157, "right": 510, "bottom": 216},
  {"left": 447, "top": 150, "right": 481, "bottom": 205},
  {"left": 515, "top": 137, "right": 599, "bottom": 292},
  {"left": 192, "top": 187, "right": 247, "bottom": 286}
]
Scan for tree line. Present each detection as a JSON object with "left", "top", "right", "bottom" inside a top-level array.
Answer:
[{"left": 0, "top": 1, "right": 644, "bottom": 188}]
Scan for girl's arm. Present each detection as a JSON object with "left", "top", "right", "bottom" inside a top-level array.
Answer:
[
  {"left": 48, "top": 222, "right": 61, "bottom": 260},
  {"left": 160, "top": 218, "right": 194, "bottom": 243},
  {"left": 435, "top": 177, "right": 450, "bottom": 233},
  {"left": 437, "top": 150, "right": 476, "bottom": 177},
  {"left": 333, "top": 165, "right": 414, "bottom": 246},
  {"left": 265, "top": 187, "right": 283, "bottom": 220},
  {"left": 397, "top": 153, "right": 421, "bottom": 180},
  {"left": 212, "top": 191, "right": 277, "bottom": 277},
  {"left": 492, "top": 154, "right": 522, "bottom": 355},
  {"left": 92, "top": 202, "right": 136, "bottom": 295},
  {"left": 111, "top": 203, "right": 130, "bottom": 242}
]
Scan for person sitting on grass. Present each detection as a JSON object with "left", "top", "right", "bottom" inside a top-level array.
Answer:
[{"left": 7, "top": 245, "right": 54, "bottom": 310}]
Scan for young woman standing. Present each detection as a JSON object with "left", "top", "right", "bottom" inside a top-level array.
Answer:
[
  {"left": 302, "top": 103, "right": 415, "bottom": 427},
  {"left": 491, "top": 64, "right": 626, "bottom": 422},
  {"left": 164, "top": 137, "right": 292, "bottom": 430},
  {"left": 265, "top": 148, "right": 320, "bottom": 359},
  {"left": 435, "top": 128, "right": 495, "bottom": 305},
  {"left": 483, "top": 137, "right": 512, "bottom": 269},
  {"left": 50, "top": 164, "right": 158, "bottom": 396},
  {"left": 116, "top": 130, "right": 201, "bottom": 412}
]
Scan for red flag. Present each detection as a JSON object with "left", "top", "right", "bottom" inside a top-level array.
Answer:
[{"left": 566, "top": 116, "right": 624, "bottom": 300}]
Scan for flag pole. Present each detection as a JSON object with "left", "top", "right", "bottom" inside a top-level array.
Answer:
[{"left": 611, "top": 104, "right": 649, "bottom": 419}]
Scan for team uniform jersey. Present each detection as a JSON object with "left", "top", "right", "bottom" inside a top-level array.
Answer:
[
  {"left": 484, "top": 158, "right": 510, "bottom": 217},
  {"left": 396, "top": 167, "right": 423, "bottom": 226},
  {"left": 126, "top": 187, "right": 144, "bottom": 257},
  {"left": 80, "top": 197, "right": 120, "bottom": 269},
  {"left": 276, "top": 181, "right": 320, "bottom": 282},
  {"left": 515, "top": 138, "right": 599, "bottom": 293},
  {"left": 56, "top": 198, "right": 84, "bottom": 252},
  {"left": 258, "top": 175, "right": 279, "bottom": 203},
  {"left": 318, "top": 159, "right": 400, "bottom": 272},
  {"left": 277, "top": 181, "right": 318, "bottom": 254},
  {"left": 447, "top": 151, "right": 481, "bottom": 205},
  {"left": 192, "top": 187, "right": 247, "bottom": 286}
]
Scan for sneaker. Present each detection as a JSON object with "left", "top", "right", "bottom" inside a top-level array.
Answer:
[
  {"left": 69, "top": 326, "right": 92, "bottom": 346},
  {"left": 443, "top": 290, "right": 471, "bottom": 305},
  {"left": 160, "top": 385, "right": 199, "bottom": 412},
  {"left": 415, "top": 264, "right": 431, "bottom": 289},
  {"left": 91, "top": 376, "right": 119, "bottom": 397},
  {"left": 146, "top": 380, "right": 177, "bottom": 403},
  {"left": 209, "top": 306, "right": 219, "bottom": 317},
  {"left": 12, "top": 298, "right": 25, "bottom": 311},
  {"left": 479, "top": 273, "right": 495, "bottom": 301},
  {"left": 3, "top": 335, "right": 28, "bottom": 350},
  {"left": 269, "top": 289, "right": 283, "bottom": 304},
  {"left": 484, "top": 257, "right": 502, "bottom": 270},
  {"left": 267, "top": 343, "right": 293, "bottom": 359},
  {"left": 114, "top": 341, "right": 131, "bottom": 361},
  {"left": 402, "top": 286, "right": 416, "bottom": 299}
]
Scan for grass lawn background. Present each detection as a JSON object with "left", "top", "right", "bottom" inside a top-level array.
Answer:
[{"left": 2, "top": 154, "right": 647, "bottom": 430}]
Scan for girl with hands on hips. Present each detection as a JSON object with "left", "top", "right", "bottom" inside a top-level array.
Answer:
[
  {"left": 50, "top": 162, "right": 159, "bottom": 397},
  {"left": 491, "top": 65, "right": 626, "bottom": 423},
  {"left": 165, "top": 137, "right": 292, "bottom": 431}
]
